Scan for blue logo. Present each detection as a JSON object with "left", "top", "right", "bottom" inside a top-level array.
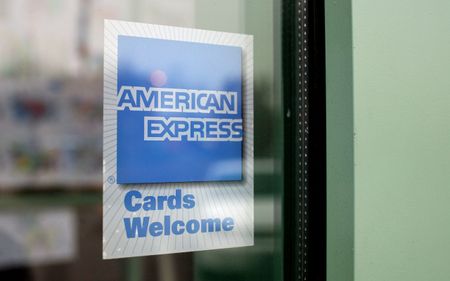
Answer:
[{"left": 117, "top": 35, "right": 243, "bottom": 184}]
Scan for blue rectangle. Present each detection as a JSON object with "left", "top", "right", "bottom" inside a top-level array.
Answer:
[{"left": 116, "top": 36, "right": 243, "bottom": 184}]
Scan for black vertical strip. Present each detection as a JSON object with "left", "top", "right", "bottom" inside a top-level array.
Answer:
[
  {"left": 283, "top": 0, "right": 326, "bottom": 280},
  {"left": 306, "top": 0, "right": 326, "bottom": 280},
  {"left": 282, "top": 0, "right": 297, "bottom": 279}
]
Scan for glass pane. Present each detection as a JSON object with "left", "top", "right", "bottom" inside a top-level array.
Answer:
[
  {"left": 194, "top": 1, "right": 282, "bottom": 281},
  {"left": 0, "top": 1, "right": 283, "bottom": 280}
]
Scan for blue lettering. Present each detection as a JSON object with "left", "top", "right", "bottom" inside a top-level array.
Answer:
[
  {"left": 118, "top": 88, "right": 136, "bottom": 108},
  {"left": 174, "top": 121, "right": 189, "bottom": 137},
  {"left": 186, "top": 219, "right": 200, "bottom": 234},
  {"left": 182, "top": 194, "right": 195, "bottom": 209},
  {"left": 124, "top": 190, "right": 142, "bottom": 212},
  {"left": 142, "top": 195, "right": 156, "bottom": 211},
  {"left": 175, "top": 91, "right": 190, "bottom": 110},
  {"left": 168, "top": 189, "right": 182, "bottom": 209},
  {"left": 218, "top": 121, "right": 232, "bottom": 138},
  {"left": 157, "top": 195, "right": 168, "bottom": 210},
  {"left": 201, "top": 218, "right": 221, "bottom": 232},
  {"left": 124, "top": 217, "right": 149, "bottom": 238},
  {"left": 197, "top": 93, "right": 208, "bottom": 110},
  {"left": 205, "top": 121, "right": 218, "bottom": 138},
  {"left": 149, "top": 221, "right": 163, "bottom": 237},
  {"left": 231, "top": 121, "right": 243, "bottom": 139},
  {"left": 222, "top": 217, "right": 234, "bottom": 231},
  {"left": 164, "top": 215, "right": 171, "bottom": 236},
  {"left": 160, "top": 91, "right": 173, "bottom": 109},
  {"left": 172, "top": 220, "right": 185, "bottom": 235},
  {"left": 205, "top": 94, "right": 220, "bottom": 112},
  {"left": 220, "top": 94, "right": 235, "bottom": 113},
  {"left": 190, "top": 120, "right": 205, "bottom": 139},
  {"left": 136, "top": 88, "right": 158, "bottom": 108}
]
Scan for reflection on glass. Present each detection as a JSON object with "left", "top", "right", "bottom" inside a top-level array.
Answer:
[{"left": 0, "top": 0, "right": 281, "bottom": 280}]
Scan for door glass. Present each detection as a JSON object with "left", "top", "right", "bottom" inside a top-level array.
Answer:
[{"left": 0, "top": 1, "right": 283, "bottom": 281}]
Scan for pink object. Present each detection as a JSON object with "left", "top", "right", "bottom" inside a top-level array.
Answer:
[{"left": 150, "top": 70, "right": 167, "bottom": 87}]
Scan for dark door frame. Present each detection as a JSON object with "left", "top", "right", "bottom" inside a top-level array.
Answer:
[{"left": 283, "top": 0, "right": 326, "bottom": 280}]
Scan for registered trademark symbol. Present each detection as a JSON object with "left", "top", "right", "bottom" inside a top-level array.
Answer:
[{"left": 107, "top": 176, "right": 115, "bottom": 184}]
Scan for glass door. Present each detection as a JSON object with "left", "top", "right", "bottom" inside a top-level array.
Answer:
[
  {"left": 0, "top": 1, "right": 326, "bottom": 280},
  {"left": 0, "top": 1, "right": 284, "bottom": 281}
]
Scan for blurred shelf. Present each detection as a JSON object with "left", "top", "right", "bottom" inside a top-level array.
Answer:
[{"left": 0, "top": 190, "right": 101, "bottom": 207}]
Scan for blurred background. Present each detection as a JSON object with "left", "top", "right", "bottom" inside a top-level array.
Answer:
[{"left": 0, "top": 0, "right": 283, "bottom": 280}]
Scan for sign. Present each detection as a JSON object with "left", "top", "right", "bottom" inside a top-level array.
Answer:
[{"left": 103, "top": 20, "right": 253, "bottom": 258}]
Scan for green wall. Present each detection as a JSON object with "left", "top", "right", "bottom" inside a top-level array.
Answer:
[{"left": 327, "top": 0, "right": 450, "bottom": 280}]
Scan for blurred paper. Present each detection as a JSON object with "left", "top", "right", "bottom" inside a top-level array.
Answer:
[{"left": 0, "top": 208, "right": 76, "bottom": 269}]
